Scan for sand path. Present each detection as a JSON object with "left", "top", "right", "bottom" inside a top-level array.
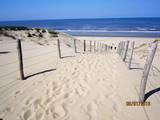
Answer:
[{"left": 6, "top": 51, "right": 149, "bottom": 120}]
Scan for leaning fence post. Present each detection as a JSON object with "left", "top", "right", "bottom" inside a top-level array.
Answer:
[
  {"left": 57, "top": 39, "right": 62, "bottom": 59},
  {"left": 123, "top": 41, "right": 129, "bottom": 61},
  {"left": 139, "top": 42, "right": 157, "bottom": 102},
  {"left": 17, "top": 39, "right": 25, "bottom": 80},
  {"left": 74, "top": 39, "right": 77, "bottom": 53},
  {"left": 90, "top": 41, "right": 92, "bottom": 52},
  {"left": 128, "top": 41, "right": 135, "bottom": 69},
  {"left": 84, "top": 40, "right": 86, "bottom": 52}
]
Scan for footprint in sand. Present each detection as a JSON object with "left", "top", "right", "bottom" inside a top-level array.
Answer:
[
  {"left": 33, "top": 98, "right": 42, "bottom": 109},
  {"left": 52, "top": 81, "right": 58, "bottom": 91},
  {"left": 35, "top": 108, "right": 44, "bottom": 120},
  {"left": 43, "top": 97, "right": 52, "bottom": 106},
  {"left": 46, "top": 89, "right": 51, "bottom": 96},
  {"left": 49, "top": 103, "right": 68, "bottom": 119},
  {"left": 63, "top": 93, "right": 70, "bottom": 99},
  {"left": 82, "top": 102, "right": 98, "bottom": 120},
  {"left": 23, "top": 109, "right": 32, "bottom": 120},
  {"left": 109, "top": 95, "right": 122, "bottom": 113},
  {"left": 25, "top": 97, "right": 33, "bottom": 106}
]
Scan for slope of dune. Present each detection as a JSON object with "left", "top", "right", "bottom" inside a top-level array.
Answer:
[{"left": 0, "top": 28, "right": 160, "bottom": 120}]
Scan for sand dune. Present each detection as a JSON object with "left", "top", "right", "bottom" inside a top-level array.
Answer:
[{"left": 0, "top": 29, "right": 160, "bottom": 120}]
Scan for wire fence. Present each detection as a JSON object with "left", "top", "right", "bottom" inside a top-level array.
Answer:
[
  {"left": 0, "top": 38, "right": 113, "bottom": 81},
  {"left": 0, "top": 38, "right": 112, "bottom": 109},
  {"left": 117, "top": 40, "right": 160, "bottom": 102},
  {"left": 0, "top": 38, "right": 159, "bottom": 105}
]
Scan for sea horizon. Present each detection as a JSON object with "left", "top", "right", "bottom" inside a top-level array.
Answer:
[
  {"left": 1, "top": 17, "right": 160, "bottom": 37},
  {"left": 1, "top": 17, "right": 160, "bottom": 22}
]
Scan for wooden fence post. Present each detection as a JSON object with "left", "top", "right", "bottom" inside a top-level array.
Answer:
[
  {"left": 120, "top": 42, "right": 125, "bottom": 58},
  {"left": 90, "top": 41, "right": 92, "bottom": 52},
  {"left": 97, "top": 42, "right": 99, "bottom": 52},
  {"left": 105, "top": 45, "right": 107, "bottom": 51},
  {"left": 120, "top": 42, "right": 125, "bottom": 57},
  {"left": 117, "top": 42, "right": 121, "bottom": 54},
  {"left": 17, "top": 39, "right": 25, "bottom": 80},
  {"left": 103, "top": 44, "right": 105, "bottom": 51},
  {"left": 94, "top": 41, "right": 96, "bottom": 52},
  {"left": 119, "top": 42, "right": 122, "bottom": 55},
  {"left": 57, "top": 39, "right": 62, "bottom": 59},
  {"left": 123, "top": 41, "right": 129, "bottom": 61},
  {"left": 139, "top": 42, "right": 157, "bottom": 102},
  {"left": 84, "top": 40, "right": 86, "bottom": 52},
  {"left": 103, "top": 44, "right": 105, "bottom": 52},
  {"left": 119, "top": 42, "right": 122, "bottom": 54},
  {"left": 120, "top": 42, "right": 123, "bottom": 54},
  {"left": 101, "top": 43, "right": 102, "bottom": 52},
  {"left": 101, "top": 43, "right": 103, "bottom": 52},
  {"left": 128, "top": 41, "right": 135, "bottom": 69},
  {"left": 74, "top": 39, "right": 77, "bottom": 53}
]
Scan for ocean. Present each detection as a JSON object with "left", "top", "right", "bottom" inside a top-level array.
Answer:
[{"left": 0, "top": 18, "right": 160, "bottom": 37}]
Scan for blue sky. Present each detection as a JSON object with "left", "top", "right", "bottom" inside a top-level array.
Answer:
[{"left": 0, "top": 0, "right": 160, "bottom": 21}]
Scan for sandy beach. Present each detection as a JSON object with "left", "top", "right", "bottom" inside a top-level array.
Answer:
[{"left": 0, "top": 28, "right": 160, "bottom": 120}]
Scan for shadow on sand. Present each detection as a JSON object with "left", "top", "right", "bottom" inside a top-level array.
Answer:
[
  {"left": 130, "top": 67, "right": 144, "bottom": 70},
  {"left": 0, "top": 51, "right": 11, "bottom": 54},
  {"left": 61, "top": 55, "right": 75, "bottom": 59},
  {"left": 144, "top": 87, "right": 160, "bottom": 101},
  {"left": 24, "top": 68, "right": 56, "bottom": 80}
]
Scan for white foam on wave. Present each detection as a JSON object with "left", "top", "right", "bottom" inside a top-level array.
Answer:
[{"left": 58, "top": 29, "right": 160, "bottom": 33}]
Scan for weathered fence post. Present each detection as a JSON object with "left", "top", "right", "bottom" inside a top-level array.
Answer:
[
  {"left": 99, "top": 43, "right": 101, "bottom": 52},
  {"left": 119, "top": 42, "right": 122, "bottom": 55},
  {"left": 74, "top": 39, "right": 77, "bottom": 53},
  {"left": 128, "top": 41, "right": 135, "bottom": 69},
  {"left": 103, "top": 44, "right": 105, "bottom": 51},
  {"left": 103, "top": 44, "right": 105, "bottom": 52},
  {"left": 97, "top": 42, "right": 99, "bottom": 52},
  {"left": 139, "top": 42, "right": 157, "bottom": 102},
  {"left": 90, "top": 41, "right": 92, "bottom": 52},
  {"left": 123, "top": 41, "right": 129, "bottom": 61},
  {"left": 120, "top": 42, "right": 125, "bottom": 58},
  {"left": 102, "top": 44, "right": 104, "bottom": 52},
  {"left": 100, "top": 43, "right": 102, "bottom": 51},
  {"left": 94, "top": 41, "right": 96, "bottom": 52},
  {"left": 17, "top": 39, "right": 25, "bottom": 80},
  {"left": 119, "top": 42, "right": 122, "bottom": 53},
  {"left": 84, "top": 40, "right": 86, "bottom": 52},
  {"left": 105, "top": 45, "right": 107, "bottom": 51},
  {"left": 57, "top": 39, "right": 62, "bottom": 59},
  {"left": 117, "top": 42, "right": 121, "bottom": 54},
  {"left": 101, "top": 43, "right": 103, "bottom": 52}
]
